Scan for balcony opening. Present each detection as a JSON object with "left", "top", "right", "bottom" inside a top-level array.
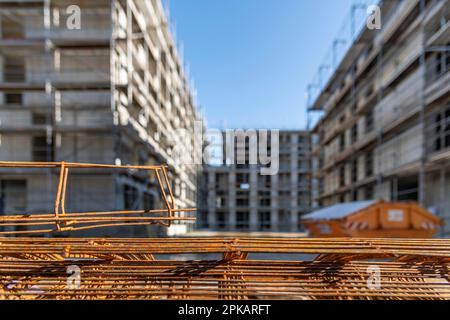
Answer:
[
  {"left": 1, "top": 18, "right": 24, "bottom": 40},
  {"left": 351, "top": 159, "right": 358, "bottom": 183},
  {"left": 4, "top": 56, "right": 25, "bottom": 82},
  {"left": 397, "top": 175, "right": 419, "bottom": 202},
  {"left": 216, "top": 211, "right": 226, "bottom": 230},
  {"left": 339, "top": 132, "right": 346, "bottom": 152},
  {"left": 258, "top": 211, "right": 271, "bottom": 230},
  {"left": 32, "top": 135, "right": 54, "bottom": 162},
  {"left": 365, "top": 150, "right": 374, "bottom": 177},
  {"left": 365, "top": 109, "right": 374, "bottom": 133},
  {"left": 236, "top": 211, "right": 249, "bottom": 230},
  {"left": 123, "top": 185, "right": 139, "bottom": 210},
  {"left": 351, "top": 124, "right": 358, "bottom": 144},
  {"left": 339, "top": 166, "right": 346, "bottom": 187},
  {"left": 4, "top": 93, "right": 23, "bottom": 105},
  {"left": 0, "top": 180, "right": 27, "bottom": 233},
  {"left": 432, "top": 105, "right": 450, "bottom": 152},
  {"left": 32, "top": 113, "right": 48, "bottom": 125}
]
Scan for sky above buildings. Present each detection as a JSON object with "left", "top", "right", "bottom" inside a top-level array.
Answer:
[{"left": 169, "top": 0, "right": 356, "bottom": 129}]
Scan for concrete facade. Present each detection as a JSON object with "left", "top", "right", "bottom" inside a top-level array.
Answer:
[
  {"left": 0, "top": 0, "right": 203, "bottom": 237},
  {"left": 309, "top": 0, "right": 450, "bottom": 235}
]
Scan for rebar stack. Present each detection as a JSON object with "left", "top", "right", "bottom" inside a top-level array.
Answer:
[
  {"left": 0, "top": 162, "right": 449, "bottom": 300},
  {"left": 0, "top": 237, "right": 449, "bottom": 300}
]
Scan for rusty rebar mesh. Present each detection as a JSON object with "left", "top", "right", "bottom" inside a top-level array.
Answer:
[
  {"left": 0, "top": 237, "right": 449, "bottom": 300},
  {"left": 0, "top": 162, "right": 196, "bottom": 235}
]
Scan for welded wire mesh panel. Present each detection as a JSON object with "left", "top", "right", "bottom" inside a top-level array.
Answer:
[
  {"left": 0, "top": 237, "right": 449, "bottom": 300},
  {"left": 0, "top": 162, "right": 196, "bottom": 235}
]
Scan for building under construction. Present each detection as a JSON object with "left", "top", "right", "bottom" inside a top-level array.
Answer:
[
  {"left": 199, "top": 130, "right": 311, "bottom": 232},
  {"left": 308, "top": 0, "right": 450, "bottom": 235},
  {"left": 0, "top": 0, "right": 204, "bottom": 237}
]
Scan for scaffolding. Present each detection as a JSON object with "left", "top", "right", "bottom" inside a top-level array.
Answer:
[
  {"left": 306, "top": 0, "right": 450, "bottom": 235},
  {"left": 0, "top": 0, "right": 204, "bottom": 236}
]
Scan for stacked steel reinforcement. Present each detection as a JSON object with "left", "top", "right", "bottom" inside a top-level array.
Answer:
[
  {"left": 0, "top": 163, "right": 449, "bottom": 300},
  {"left": 0, "top": 237, "right": 449, "bottom": 300}
]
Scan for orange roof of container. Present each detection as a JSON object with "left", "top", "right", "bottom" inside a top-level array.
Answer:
[{"left": 302, "top": 200, "right": 377, "bottom": 221}]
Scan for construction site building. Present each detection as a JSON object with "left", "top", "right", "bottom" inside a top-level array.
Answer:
[
  {"left": 308, "top": 0, "right": 450, "bottom": 235},
  {"left": 0, "top": 0, "right": 203, "bottom": 237},
  {"left": 198, "top": 130, "right": 311, "bottom": 232}
]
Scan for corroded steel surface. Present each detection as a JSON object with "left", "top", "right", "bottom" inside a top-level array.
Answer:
[
  {"left": 0, "top": 237, "right": 449, "bottom": 300},
  {"left": 0, "top": 162, "right": 196, "bottom": 235}
]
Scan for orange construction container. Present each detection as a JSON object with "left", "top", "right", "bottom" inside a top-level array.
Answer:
[{"left": 301, "top": 200, "right": 444, "bottom": 238}]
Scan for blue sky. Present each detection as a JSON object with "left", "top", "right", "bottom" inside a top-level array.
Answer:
[{"left": 169, "top": 0, "right": 356, "bottom": 129}]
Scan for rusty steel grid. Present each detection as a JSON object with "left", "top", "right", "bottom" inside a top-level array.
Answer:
[
  {"left": 0, "top": 161, "right": 196, "bottom": 235},
  {"left": 0, "top": 237, "right": 449, "bottom": 300}
]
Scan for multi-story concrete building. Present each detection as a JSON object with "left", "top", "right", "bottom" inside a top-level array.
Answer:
[
  {"left": 0, "top": 0, "right": 203, "bottom": 237},
  {"left": 198, "top": 130, "right": 311, "bottom": 232},
  {"left": 309, "top": 0, "right": 450, "bottom": 235}
]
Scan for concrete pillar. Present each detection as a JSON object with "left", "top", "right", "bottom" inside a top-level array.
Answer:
[
  {"left": 207, "top": 171, "right": 216, "bottom": 229},
  {"left": 392, "top": 176, "right": 398, "bottom": 201},
  {"left": 271, "top": 173, "right": 279, "bottom": 231},
  {"left": 290, "top": 134, "right": 299, "bottom": 232},
  {"left": 249, "top": 165, "right": 258, "bottom": 231},
  {"left": 228, "top": 170, "right": 236, "bottom": 230},
  {"left": 439, "top": 167, "right": 446, "bottom": 236}
]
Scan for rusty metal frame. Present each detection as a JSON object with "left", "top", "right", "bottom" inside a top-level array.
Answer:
[
  {"left": 0, "top": 161, "right": 196, "bottom": 235},
  {"left": 0, "top": 237, "right": 449, "bottom": 300}
]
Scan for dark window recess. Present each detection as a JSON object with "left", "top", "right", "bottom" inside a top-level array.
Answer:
[
  {"left": 433, "top": 106, "right": 450, "bottom": 152},
  {"left": 4, "top": 56, "right": 25, "bottom": 82},
  {"left": 365, "top": 151, "right": 374, "bottom": 177},
  {"left": 236, "top": 211, "right": 249, "bottom": 230},
  {"left": 365, "top": 109, "right": 374, "bottom": 133},
  {"left": 32, "top": 113, "right": 47, "bottom": 125},
  {"left": 142, "top": 193, "right": 154, "bottom": 211},
  {"left": 123, "top": 185, "right": 139, "bottom": 210},
  {"left": 339, "top": 133, "right": 346, "bottom": 152},
  {"left": 1, "top": 18, "right": 24, "bottom": 39},
  {"left": 339, "top": 166, "right": 346, "bottom": 187},
  {"left": 435, "top": 53, "right": 442, "bottom": 75},
  {"left": 258, "top": 211, "right": 271, "bottom": 230},
  {"left": 236, "top": 173, "right": 249, "bottom": 184},
  {"left": 236, "top": 198, "right": 249, "bottom": 207},
  {"left": 216, "top": 212, "right": 226, "bottom": 229},
  {"left": 0, "top": 180, "right": 27, "bottom": 225},
  {"left": 446, "top": 42, "right": 450, "bottom": 69},
  {"left": 435, "top": 113, "right": 442, "bottom": 151},
  {"left": 5, "top": 93, "right": 22, "bottom": 104},
  {"left": 351, "top": 124, "right": 358, "bottom": 144},
  {"left": 32, "top": 136, "right": 53, "bottom": 162},
  {"left": 446, "top": 108, "right": 450, "bottom": 148},
  {"left": 351, "top": 159, "right": 358, "bottom": 183},
  {"left": 365, "top": 186, "right": 374, "bottom": 200}
]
